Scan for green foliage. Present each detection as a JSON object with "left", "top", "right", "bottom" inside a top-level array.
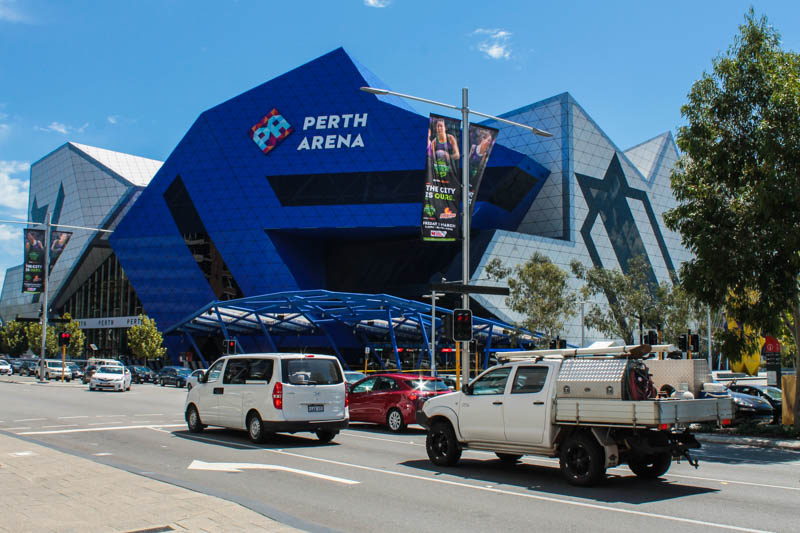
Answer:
[
  {"left": 663, "top": 9, "right": 800, "bottom": 428},
  {"left": 127, "top": 314, "right": 166, "bottom": 361},
  {"left": 485, "top": 253, "right": 577, "bottom": 343},
  {"left": 1, "top": 321, "right": 30, "bottom": 356},
  {"left": 25, "top": 323, "right": 58, "bottom": 357},
  {"left": 571, "top": 255, "right": 664, "bottom": 345}
]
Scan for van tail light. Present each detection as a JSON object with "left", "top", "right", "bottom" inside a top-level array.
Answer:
[
  {"left": 272, "top": 381, "right": 283, "bottom": 410},
  {"left": 345, "top": 389, "right": 349, "bottom": 408},
  {"left": 657, "top": 423, "right": 669, "bottom": 431}
]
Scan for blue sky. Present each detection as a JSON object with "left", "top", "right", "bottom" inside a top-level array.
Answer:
[{"left": 1, "top": 0, "right": 799, "bottom": 291}]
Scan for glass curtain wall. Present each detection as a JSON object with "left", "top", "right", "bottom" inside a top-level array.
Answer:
[{"left": 61, "top": 253, "right": 143, "bottom": 357}]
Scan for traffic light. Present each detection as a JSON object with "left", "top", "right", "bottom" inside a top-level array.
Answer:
[
  {"left": 549, "top": 339, "right": 557, "bottom": 349},
  {"left": 558, "top": 339, "right": 567, "bottom": 349},
  {"left": 646, "top": 330, "right": 658, "bottom": 346},
  {"left": 58, "top": 332, "right": 71, "bottom": 346},
  {"left": 678, "top": 334, "right": 687, "bottom": 351},
  {"left": 223, "top": 339, "right": 236, "bottom": 354},
  {"left": 452, "top": 309, "right": 473, "bottom": 341},
  {"left": 690, "top": 334, "right": 699, "bottom": 353},
  {"left": 442, "top": 314, "right": 454, "bottom": 341}
]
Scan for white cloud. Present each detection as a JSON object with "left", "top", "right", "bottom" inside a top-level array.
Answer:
[
  {"left": 364, "top": 0, "right": 391, "bottom": 7},
  {"left": 107, "top": 115, "right": 118, "bottom": 125},
  {"left": 472, "top": 28, "right": 512, "bottom": 60},
  {"left": 36, "top": 121, "right": 89, "bottom": 135},
  {"left": 0, "top": 0, "right": 29, "bottom": 23},
  {"left": 0, "top": 160, "right": 29, "bottom": 211},
  {"left": 0, "top": 223, "right": 21, "bottom": 242}
]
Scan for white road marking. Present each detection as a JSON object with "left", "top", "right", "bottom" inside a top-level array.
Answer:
[
  {"left": 14, "top": 418, "right": 45, "bottom": 422},
  {"left": 4, "top": 427, "right": 31, "bottom": 430},
  {"left": 94, "top": 415, "right": 126, "bottom": 418},
  {"left": 8, "top": 451, "right": 38, "bottom": 457},
  {"left": 18, "top": 424, "right": 184, "bottom": 435},
  {"left": 185, "top": 434, "right": 771, "bottom": 532},
  {"left": 42, "top": 424, "right": 78, "bottom": 429},
  {"left": 93, "top": 452, "right": 113, "bottom": 456},
  {"left": 58, "top": 416, "right": 89, "bottom": 419},
  {"left": 133, "top": 413, "right": 165, "bottom": 417},
  {"left": 188, "top": 459, "right": 359, "bottom": 485}
]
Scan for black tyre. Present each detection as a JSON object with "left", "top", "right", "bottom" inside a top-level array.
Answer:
[
  {"left": 186, "top": 405, "right": 206, "bottom": 433},
  {"left": 247, "top": 412, "right": 267, "bottom": 443},
  {"left": 426, "top": 421, "right": 462, "bottom": 466},
  {"left": 386, "top": 408, "right": 406, "bottom": 433},
  {"left": 559, "top": 432, "right": 606, "bottom": 486},
  {"left": 628, "top": 452, "right": 671, "bottom": 479},
  {"left": 496, "top": 453, "right": 523, "bottom": 463},
  {"left": 316, "top": 430, "right": 338, "bottom": 443}
]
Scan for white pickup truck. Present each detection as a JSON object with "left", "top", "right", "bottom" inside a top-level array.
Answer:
[{"left": 417, "top": 345, "right": 733, "bottom": 486}]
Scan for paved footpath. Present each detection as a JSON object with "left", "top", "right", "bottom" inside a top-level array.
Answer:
[{"left": 0, "top": 432, "right": 302, "bottom": 533}]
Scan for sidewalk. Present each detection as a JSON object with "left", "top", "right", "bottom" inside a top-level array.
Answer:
[
  {"left": 0, "top": 432, "right": 301, "bottom": 533},
  {"left": 696, "top": 432, "right": 800, "bottom": 451}
]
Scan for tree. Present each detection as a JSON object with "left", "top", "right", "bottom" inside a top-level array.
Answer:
[
  {"left": 59, "top": 313, "right": 86, "bottom": 358},
  {"left": 127, "top": 315, "right": 166, "bottom": 362},
  {"left": 485, "top": 253, "right": 577, "bottom": 344},
  {"left": 1, "top": 321, "right": 30, "bottom": 356},
  {"left": 571, "top": 255, "right": 663, "bottom": 345},
  {"left": 25, "top": 323, "right": 58, "bottom": 357},
  {"left": 662, "top": 10, "right": 800, "bottom": 428}
]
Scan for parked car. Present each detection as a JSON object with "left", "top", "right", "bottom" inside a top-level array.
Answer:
[
  {"left": 185, "top": 369, "right": 207, "bottom": 390},
  {"left": 19, "top": 360, "right": 39, "bottom": 376},
  {"left": 130, "top": 365, "right": 156, "bottom": 384},
  {"left": 0, "top": 360, "right": 11, "bottom": 375},
  {"left": 728, "top": 389, "right": 774, "bottom": 425},
  {"left": 68, "top": 362, "right": 83, "bottom": 380},
  {"left": 36, "top": 359, "right": 72, "bottom": 381},
  {"left": 158, "top": 366, "right": 191, "bottom": 387},
  {"left": 728, "top": 383, "right": 783, "bottom": 424},
  {"left": 344, "top": 371, "right": 366, "bottom": 388},
  {"left": 89, "top": 365, "right": 132, "bottom": 392},
  {"left": 348, "top": 373, "right": 452, "bottom": 432},
  {"left": 10, "top": 359, "right": 27, "bottom": 374},
  {"left": 82, "top": 364, "right": 99, "bottom": 384},
  {"left": 185, "top": 353, "right": 348, "bottom": 443}
]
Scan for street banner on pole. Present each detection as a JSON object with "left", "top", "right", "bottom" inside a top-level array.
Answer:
[
  {"left": 467, "top": 123, "right": 498, "bottom": 214},
  {"left": 22, "top": 229, "right": 46, "bottom": 293},
  {"left": 48, "top": 230, "right": 72, "bottom": 273},
  {"left": 422, "top": 114, "right": 462, "bottom": 242}
]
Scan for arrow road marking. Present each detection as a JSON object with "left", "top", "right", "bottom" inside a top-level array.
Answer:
[{"left": 187, "top": 459, "right": 359, "bottom": 485}]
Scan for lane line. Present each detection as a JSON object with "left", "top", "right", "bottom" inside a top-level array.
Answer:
[
  {"left": 133, "top": 413, "right": 165, "bottom": 417},
  {"left": 17, "top": 424, "right": 185, "bottom": 435},
  {"left": 183, "top": 433, "right": 771, "bottom": 533},
  {"left": 42, "top": 424, "right": 78, "bottom": 429},
  {"left": 14, "top": 418, "right": 45, "bottom": 422},
  {"left": 4, "top": 427, "right": 30, "bottom": 430},
  {"left": 58, "top": 416, "right": 89, "bottom": 420}
]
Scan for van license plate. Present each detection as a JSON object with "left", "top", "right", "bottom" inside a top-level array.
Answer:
[{"left": 308, "top": 404, "right": 324, "bottom": 413}]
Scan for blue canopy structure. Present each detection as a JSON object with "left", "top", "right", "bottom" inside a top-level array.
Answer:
[{"left": 164, "top": 290, "right": 539, "bottom": 371}]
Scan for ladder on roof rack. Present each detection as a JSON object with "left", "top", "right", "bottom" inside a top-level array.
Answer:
[{"left": 495, "top": 344, "right": 675, "bottom": 362}]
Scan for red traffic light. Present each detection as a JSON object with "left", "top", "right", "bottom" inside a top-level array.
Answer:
[
  {"left": 58, "top": 332, "right": 71, "bottom": 346},
  {"left": 452, "top": 309, "right": 473, "bottom": 341}
]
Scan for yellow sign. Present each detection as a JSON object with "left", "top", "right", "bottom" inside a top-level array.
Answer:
[{"left": 726, "top": 318, "right": 762, "bottom": 376}]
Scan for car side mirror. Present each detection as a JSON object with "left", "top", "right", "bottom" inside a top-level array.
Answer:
[
  {"left": 462, "top": 383, "right": 472, "bottom": 395},
  {"left": 199, "top": 372, "right": 208, "bottom": 383}
]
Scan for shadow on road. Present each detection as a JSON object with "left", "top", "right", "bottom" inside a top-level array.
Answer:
[
  {"left": 692, "top": 441, "right": 800, "bottom": 465},
  {"left": 399, "top": 457, "right": 719, "bottom": 504},
  {"left": 172, "top": 428, "right": 342, "bottom": 450}
]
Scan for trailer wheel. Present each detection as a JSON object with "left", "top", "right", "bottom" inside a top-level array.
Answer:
[
  {"left": 559, "top": 432, "right": 606, "bottom": 486},
  {"left": 628, "top": 452, "right": 671, "bottom": 479},
  {"left": 426, "top": 421, "right": 462, "bottom": 466}
]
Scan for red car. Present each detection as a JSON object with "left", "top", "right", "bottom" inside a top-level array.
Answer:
[{"left": 348, "top": 373, "right": 452, "bottom": 432}]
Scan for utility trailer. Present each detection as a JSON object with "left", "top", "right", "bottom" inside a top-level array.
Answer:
[{"left": 417, "top": 344, "right": 734, "bottom": 486}]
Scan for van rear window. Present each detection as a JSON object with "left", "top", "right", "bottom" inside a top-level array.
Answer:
[{"left": 281, "top": 358, "right": 342, "bottom": 385}]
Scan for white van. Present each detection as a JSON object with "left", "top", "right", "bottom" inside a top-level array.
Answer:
[{"left": 185, "top": 353, "right": 349, "bottom": 443}]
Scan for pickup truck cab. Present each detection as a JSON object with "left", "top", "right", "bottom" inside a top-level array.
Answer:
[{"left": 418, "top": 346, "right": 733, "bottom": 486}]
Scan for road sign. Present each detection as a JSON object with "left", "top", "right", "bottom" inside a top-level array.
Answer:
[{"left": 429, "top": 283, "right": 509, "bottom": 296}]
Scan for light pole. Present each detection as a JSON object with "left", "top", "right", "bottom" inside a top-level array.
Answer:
[
  {"left": 360, "top": 86, "right": 551, "bottom": 386},
  {"left": 422, "top": 290, "right": 441, "bottom": 376},
  {"left": 1, "top": 217, "right": 112, "bottom": 380}
]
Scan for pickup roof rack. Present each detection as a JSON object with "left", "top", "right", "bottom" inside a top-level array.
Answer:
[{"left": 496, "top": 344, "right": 675, "bottom": 362}]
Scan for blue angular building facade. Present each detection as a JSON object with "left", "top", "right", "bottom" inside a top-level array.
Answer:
[{"left": 110, "top": 48, "right": 686, "bottom": 363}]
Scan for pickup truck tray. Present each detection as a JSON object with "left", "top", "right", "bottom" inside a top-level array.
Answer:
[{"left": 554, "top": 397, "right": 733, "bottom": 426}]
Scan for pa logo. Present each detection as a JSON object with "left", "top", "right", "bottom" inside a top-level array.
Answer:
[{"left": 250, "top": 109, "right": 293, "bottom": 155}]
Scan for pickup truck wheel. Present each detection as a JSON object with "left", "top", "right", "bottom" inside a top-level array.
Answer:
[
  {"left": 496, "top": 453, "right": 522, "bottom": 463},
  {"left": 628, "top": 452, "right": 671, "bottom": 479},
  {"left": 386, "top": 408, "right": 406, "bottom": 433},
  {"left": 559, "top": 432, "right": 606, "bottom": 486},
  {"left": 426, "top": 421, "right": 462, "bottom": 466}
]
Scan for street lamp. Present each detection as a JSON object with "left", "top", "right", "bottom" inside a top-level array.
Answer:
[{"left": 360, "top": 86, "right": 551, "bottom": 386}]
